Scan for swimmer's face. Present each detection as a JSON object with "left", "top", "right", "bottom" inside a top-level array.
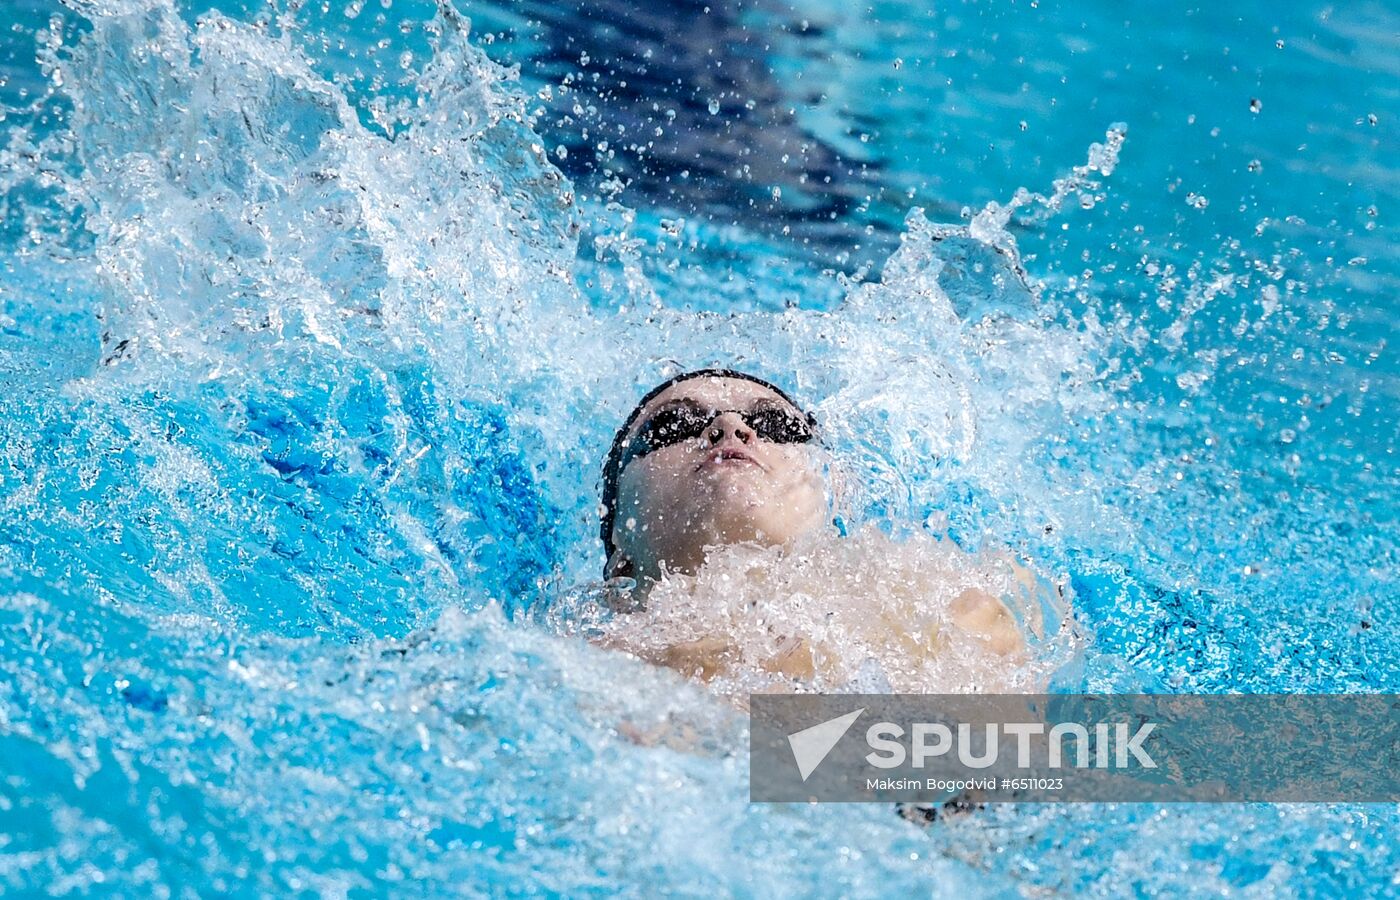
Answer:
[{"left": 611, "top": 376, "right": 828, "bottom": 583}]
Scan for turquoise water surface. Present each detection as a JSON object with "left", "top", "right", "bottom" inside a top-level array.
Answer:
[{"left": 0, "top": 0, "right": 1396, "bottom": 895}]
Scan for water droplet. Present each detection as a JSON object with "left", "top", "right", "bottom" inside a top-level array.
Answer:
[
  {"left": 893, "top": 58, "right": 903, "bottom": 70},
  {"left": 1249, "top": 98, "right": 1261, "bottom": 114},
  {"left": 1275, "top": 39, "right": 1285, "bottom": 48},
  {"left": 554, "top": 145, "right": 568, "bottom": 160},
  {"left": 1186, "top": 192, "right": 1209, "bottom": 210},
  {"left": 708, "top": 98, "right": 720, "bottom": 115},
  {"left": 1247, "top": 159, "right": 1262, "bottom": 173},
  {"left": 1366, "top": 113, "right": 1378, "bottom": 126}
]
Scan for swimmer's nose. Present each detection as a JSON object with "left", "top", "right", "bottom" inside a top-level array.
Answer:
[{"left": 706, "top": 411, "right": 754, "bottom": 445}]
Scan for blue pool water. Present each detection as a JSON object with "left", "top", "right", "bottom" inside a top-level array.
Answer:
[{"left": 0, "top": 0, "right": 1395, "bottom": 895}]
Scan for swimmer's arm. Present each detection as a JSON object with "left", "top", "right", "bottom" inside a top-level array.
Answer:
[
  {"left": 590, "top": 631, "right": 813, "bottom": 686},
  {"left": 588, "top": 632, "right": 738, "bottom": 682},
  {"left": 654, "top": 636, "right": 736, "bottom": 682},
  {"left": 615, "top": 717, "right": 709, "bottom": 751},
  {"left": 948, "top": 587, "right": 1025, "bottom": 656},
  {"left": 937, "top": 544, "right": 1057, "bottom": 655},
  {"left": 647, "top": 634, "right": 816, "bottom": 683}
]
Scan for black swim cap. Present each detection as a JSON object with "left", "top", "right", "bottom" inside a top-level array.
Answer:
[{"left": 598, "top": 368, "right": 816, "bottom": 578}]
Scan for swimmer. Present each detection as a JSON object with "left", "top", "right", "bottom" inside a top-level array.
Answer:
[{"left": 591, "top": 369, "right": 1052, "bottom": 701}]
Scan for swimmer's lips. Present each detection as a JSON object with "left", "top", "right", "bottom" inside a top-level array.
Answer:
[{"left": 694, "top": 445, "right": 765, "bottom": 472}]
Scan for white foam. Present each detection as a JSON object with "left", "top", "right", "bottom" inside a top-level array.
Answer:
[{"left": 574, "top": 528, "right": 1077, "bottom": 703}]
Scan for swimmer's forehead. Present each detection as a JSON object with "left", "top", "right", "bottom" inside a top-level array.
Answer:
[{"left": 624, "top": 377, "right": 795, "bottom": 441}]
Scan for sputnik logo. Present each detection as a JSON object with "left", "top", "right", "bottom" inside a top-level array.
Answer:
[{"left": 787, "top": 708, "right": 865, "bottom": 781}]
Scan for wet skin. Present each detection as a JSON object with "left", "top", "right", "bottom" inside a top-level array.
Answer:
[{"left": 609, "top": 375, "right": 827, "bottom": 589}]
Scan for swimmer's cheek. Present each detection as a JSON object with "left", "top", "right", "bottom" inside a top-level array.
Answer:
[{"left": 949, "top": 589, "right": 1027, "bottom": 656}]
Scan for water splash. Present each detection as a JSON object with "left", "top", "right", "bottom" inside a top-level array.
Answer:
[
  {"left": 0, "top": 0, "right": 1394, "bottom": 894},
  {"left": 575, "top": 529, "right": 1077, "bottom": 703}
]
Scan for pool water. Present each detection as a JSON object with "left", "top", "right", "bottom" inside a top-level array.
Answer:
[{"left": 0, "top": 0, "right": 1395, "bottom": 895}]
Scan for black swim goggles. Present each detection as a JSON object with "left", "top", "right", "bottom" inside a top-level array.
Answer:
[{"left": 617, "top": 398, "right": 816, "bottom": 471}]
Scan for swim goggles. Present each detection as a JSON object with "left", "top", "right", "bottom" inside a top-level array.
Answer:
[{"left": 617, "top": 398, "right": 815, "bottom": 471}]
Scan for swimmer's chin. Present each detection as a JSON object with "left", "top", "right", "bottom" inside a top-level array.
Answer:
[{"left": 628, "top": 522, "right": 836, "bottom": 594}]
